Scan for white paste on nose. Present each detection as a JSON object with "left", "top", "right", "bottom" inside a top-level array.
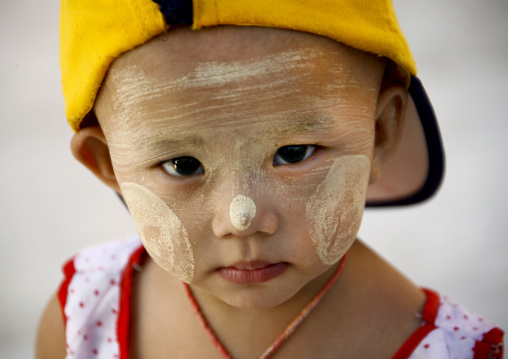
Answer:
[
  {"left": 306, "top": 155, "right": 370, "bottom": 265},
  {"left": 120, "top": 182, "right": 194, "bottom": 283},
  {"left": 229, "top": 195, "right": 257, "bottom": 231}
]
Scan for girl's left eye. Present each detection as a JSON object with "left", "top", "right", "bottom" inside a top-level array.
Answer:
[
  {"left": 161, "top": 156, "right": 204, "bottom": 177},
  {"left": 273, "top": 145, "right": 316, "bottom": 166}
]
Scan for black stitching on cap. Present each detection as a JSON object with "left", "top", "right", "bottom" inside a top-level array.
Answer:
[{"left": 152, "top": 0, "right": 193, "bottom": 26}]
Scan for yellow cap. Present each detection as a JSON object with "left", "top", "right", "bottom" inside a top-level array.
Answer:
[{"left": 60, "top": 0, "right": 416, "bottom": 132}]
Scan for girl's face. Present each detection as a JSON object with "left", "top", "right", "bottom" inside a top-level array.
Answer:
[{"left": 94, "top": 26, "right": 384, "bottom": 310}]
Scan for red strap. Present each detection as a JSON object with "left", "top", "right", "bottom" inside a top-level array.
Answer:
[
  {"left": 117, "top": 245, "right": 146, "bottom": 359},
  {"left": 392, "top": 288, "right": 439, "bottom": 359},
  {"left": 474, "top": 327, "right": 504, "bottom": 359},
  {"left": 419, "top": 288, "right": 440, "bottom": 323},
  {"left": 57, "top": 256, "right": 77, "bottom": 327},
  {"left": 482, "top": 327, "right": 505, "bottom": 346}
]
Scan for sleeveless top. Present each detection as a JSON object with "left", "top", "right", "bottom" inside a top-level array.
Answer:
[{"left": 58, "top": 236, "right": 504, "bottom": 359}]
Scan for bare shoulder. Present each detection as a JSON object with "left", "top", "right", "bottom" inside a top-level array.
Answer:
[
  {"left": 35, "top": 293, "right": 67, "bottom": 359},
  {"left": 348, "top": 240, "right": 427, "bottom": 319},
  {"left": 323, "top": 240, "right": 428, "bottom": 357}
]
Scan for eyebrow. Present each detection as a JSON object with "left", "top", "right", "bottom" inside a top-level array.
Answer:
[
  {"left": 133, "top": 132, "right": 205, "bottom": 153},
  {"left": 131, "top": 115, "right": 334, "bottom": 154},
  {"left": 274, "top": 116, "right": 333, "bottom": 137}
]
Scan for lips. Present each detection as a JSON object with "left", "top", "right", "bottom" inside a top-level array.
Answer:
[{"left": 218, "top": 261, "right": 289, "bottom": 285}]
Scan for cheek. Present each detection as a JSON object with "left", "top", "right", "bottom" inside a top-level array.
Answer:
[
  {"left": 120, "top": 182, "right": 195, "bottom": 283},
  {"left": 305, "top": 155, "right": 370, "bottom": 265}
]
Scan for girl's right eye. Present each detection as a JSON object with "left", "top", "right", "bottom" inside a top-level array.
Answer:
[
  {"left": 161, "top": 156, "right": 204, "bottom": 177},
  {"left": 273, "top": 145, "right": 316, "bottom": 166}
]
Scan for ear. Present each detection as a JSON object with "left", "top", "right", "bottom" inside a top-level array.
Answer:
[
  {"left": 70, "top": 126, "right": 120, "bottom": 193},
  {"left": 369, "top": 84, "right": 408, "bottom": 184}
]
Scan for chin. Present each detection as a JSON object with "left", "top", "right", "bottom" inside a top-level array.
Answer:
[{"left": 220, "top": 283, "right": 302, "bottom": 311}]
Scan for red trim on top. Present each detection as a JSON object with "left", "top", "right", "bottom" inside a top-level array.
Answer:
[
  {"left": 482, "top": 327, "right": 505, "bottom": 345},
  {"left": 473, "top": 342, "right": 493, "bottom": 359},
  {"left": 117, "top": 245, "right": 146, "bottom": 359},
  {"left": 474, "top": 327, "right": 504, "bottom": 359},
  {"left": 391, "top": 288, "right": 440, "bottom": 359},
  {"left": 420, "top": 288, "right": 440, "bottom": 323},
  {"left": 58, "top": 257, "right": 77, "bottom": 328}
]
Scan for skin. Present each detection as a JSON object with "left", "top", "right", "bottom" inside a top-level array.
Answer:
[
  {"left": 37, "top": 26, "right": 426, "bottom": 359},
  {"left": 306, "top": 154, "right": 370, "bottom": 265},
  {"left": 120, "top": 182, "right": 194, "bottom": 283},
  {"left": 94, "top": 29, "right": 383, "bottom": 310}
]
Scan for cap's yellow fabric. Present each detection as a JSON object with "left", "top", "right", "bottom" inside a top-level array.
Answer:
[
  {"left": 192, "top": 0, "right": 416, "bottom": 75},
  {"left": 61, "top": 0, "right": 416, "bottom": 132},
  {"left": 60, "top": 0, "right": 165, "bottom": 131}
]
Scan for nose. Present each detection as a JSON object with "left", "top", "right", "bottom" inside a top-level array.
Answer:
[{"left": 212, "top": 193, "right": 279, "bottom": 238}]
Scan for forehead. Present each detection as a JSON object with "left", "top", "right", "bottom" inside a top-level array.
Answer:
[{"left": 95, "top": 26, "right": 383, "bottom": 138}]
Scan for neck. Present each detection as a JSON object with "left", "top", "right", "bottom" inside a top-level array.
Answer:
[{"left": 187, "top": 256, "right": 348, "bottom": 358}]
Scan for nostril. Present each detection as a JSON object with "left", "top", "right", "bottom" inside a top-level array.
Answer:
[{"left": 229, "top": 195, "right": 257, "bottom": 231}]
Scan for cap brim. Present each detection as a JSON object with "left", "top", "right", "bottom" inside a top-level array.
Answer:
[{"left": 366, "top": 76, "right": 445, "bottom": 207}]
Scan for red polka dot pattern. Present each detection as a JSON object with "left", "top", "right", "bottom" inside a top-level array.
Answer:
[
  {"left": 61, "top": 236, "right": 142, "bottom": 359},
  {"left": 407, "top": 293, "right": 503, "bottom": 358}
]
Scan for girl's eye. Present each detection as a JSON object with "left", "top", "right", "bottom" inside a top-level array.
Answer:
[
  {"left": 161, "top": 156, "right": 204, "bottom": 177},
  {"left": 273, "top": 145, "right": 316, "bottom": 166}
]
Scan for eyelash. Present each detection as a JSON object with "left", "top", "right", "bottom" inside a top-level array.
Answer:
[
  {"left": 160, "top": 145, "right": 317, "bottom": 177},
  {"left": 273, "top": 145, "right": 316, "bottom": 166},
  {"left": 161, "top": 156, "right": 204, "bottom": 177}
]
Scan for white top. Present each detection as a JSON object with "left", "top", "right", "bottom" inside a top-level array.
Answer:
[{"left": 58, "top": 237, "right": 504, "bottom": 359}]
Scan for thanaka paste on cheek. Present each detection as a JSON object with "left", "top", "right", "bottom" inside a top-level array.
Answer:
[
  {"left": 229, "top": 195, "right": 257, "bottom": 231},
  {"left": 306, "top": 155, "right": 370, "bottom": 265},
  {"left": 120, "top": 182, "right": 195, "bottom": 283}
]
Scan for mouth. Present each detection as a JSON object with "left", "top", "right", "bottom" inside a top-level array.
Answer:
[{"left": 218, "top": 261, "right": 289, "bottom": 285}]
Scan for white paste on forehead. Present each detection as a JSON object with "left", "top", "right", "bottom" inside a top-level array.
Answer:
[
  {"left": 106, "top": 44, "right": 371, "bottom": 141},
  {"left": 185, "top": 50, "right": 315, "bottom": 88},
  {"left": 120, "top": 182, "right": 194, "bottom": 283},
  {"left": 306, "top": 155, "right": 370, "bottom": 265},
  {"left": 230, "top": 195, "right": 257, "bottom": 231},
  {"left": 107, "top": 50, "right": 316, "bottom": 152},
  {"left": 110, "top": 49, "right": 319, "bottom": 115}
]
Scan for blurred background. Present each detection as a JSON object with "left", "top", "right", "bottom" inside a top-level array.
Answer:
[{"left": 1, "top": 0, "right": 507, "bottom": 357}]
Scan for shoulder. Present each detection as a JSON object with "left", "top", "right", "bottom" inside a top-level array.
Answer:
[
  {"left": 58, "top": 236, "right": 144, "bottom": 324},
  {"left": 69, "top": 235, "right": 144, "bottom": 274},
  {"left": 45, "top": 236, "right": 144, "bottom": 358},
  {"left": 60, "top": 236, "right": 144, "bottom": 295},
  {"left": 404, "top": 289, "right": 504, "bottom": 359},
  {"left": 36, "top": 294, "right": 67, "bottom": 359}
]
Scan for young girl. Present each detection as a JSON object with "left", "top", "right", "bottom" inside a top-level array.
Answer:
[{"left": 36, "top": 1, "right": 503, "bottom": 358}]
